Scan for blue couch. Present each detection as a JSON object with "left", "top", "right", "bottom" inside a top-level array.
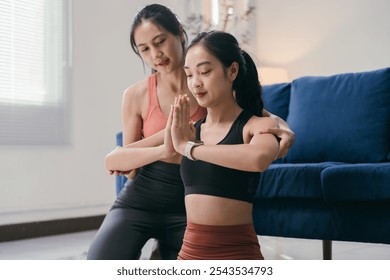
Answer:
[
  {"left": 115, "top": 131, "right": 128, "bottom": 194},
  {"left": 254, "top": 67, "right": 390, "bottom": 259}
]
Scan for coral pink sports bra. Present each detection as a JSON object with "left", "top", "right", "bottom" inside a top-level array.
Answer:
[{"left": 143, "top": 74, "right": 206, "bottom": 138}]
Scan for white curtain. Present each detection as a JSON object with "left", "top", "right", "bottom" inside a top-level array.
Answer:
[{"left": 0, "top": 0, "right": 71, "bottom": 145}]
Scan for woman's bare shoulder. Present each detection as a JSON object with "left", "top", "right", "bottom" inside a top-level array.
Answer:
[{"left": 123, "top": 76, "right": 149, "bottom": 100}]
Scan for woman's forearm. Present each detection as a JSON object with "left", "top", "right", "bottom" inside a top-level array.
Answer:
[
  {"left": 123, "top": 129, "right": 164, "bottom": 148},
  {"left": 105, "top": 145, "right": 165, "bottom": 172},
  {"left": 189, "top": 142, "right": 278, "bottom": 172}
]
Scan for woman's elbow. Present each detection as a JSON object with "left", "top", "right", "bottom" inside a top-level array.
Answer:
[
  {"left": 252, "top": 152, "right": 277, "bottom": 172},
  {"left": 253, "top": 161, "right": 271, "bottom": 172},
  {"left": 104, "top": 152, "right": 115, "bottom": 171}
]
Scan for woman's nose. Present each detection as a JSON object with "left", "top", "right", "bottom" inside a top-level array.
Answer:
[
  {"left": 192, "top": 79, "right": 202, "bottom": 90},
  {"left": 152, "top": 48, "right": 162, "bottom": 60}
]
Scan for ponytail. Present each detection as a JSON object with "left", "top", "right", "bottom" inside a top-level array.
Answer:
[{"left": 233, "top": 51, "right": 263, "bottom": 117}]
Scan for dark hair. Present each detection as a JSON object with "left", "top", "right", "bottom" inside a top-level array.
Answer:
[
  {"left": 188, "top": 31, "right": 263, "bottom": 116},
  {"left": 130, "top": 4, "right": 187, "bottom": 57}
]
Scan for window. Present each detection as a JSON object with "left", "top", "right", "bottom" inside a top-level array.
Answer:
[{"left": 0, "top": 0, "right": 71, "bottom": 145}]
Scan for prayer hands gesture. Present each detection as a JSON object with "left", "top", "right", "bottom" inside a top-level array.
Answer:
[{"left": 164, "top": 95, "right": 196, "bottom": 157}]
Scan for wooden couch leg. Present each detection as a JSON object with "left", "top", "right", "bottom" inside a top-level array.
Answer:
[{"left": 322, "top": 240, "right": 332, "bottom": 260}]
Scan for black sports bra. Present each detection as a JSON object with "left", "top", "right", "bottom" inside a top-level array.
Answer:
[{"left": 180, "top": 110, "right": 260, "bottom": 203}]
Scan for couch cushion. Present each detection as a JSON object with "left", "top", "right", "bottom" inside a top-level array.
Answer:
[
  {"left": 256, "top": 162, "right": 341, "bottom": 200},
  {"left": 285, "top": 68, "right": 390, "bottom": 163},
  {"left": 115, "top": 131, "right": 128, "bottom": 194},
  {"left": 321, "top": 163, "right": 390, "bottom": 202},
  {"left": 262, "top": 83, "right": 291, "bottom": 121},
  {"left": 116, "top": 131, "right": 123, "bottom": 146}
]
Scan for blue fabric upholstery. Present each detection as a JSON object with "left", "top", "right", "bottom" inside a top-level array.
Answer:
[
  {"left": 253, "top": 198, "right": 390, "bottom": 244},
  {"left": 285, "top": 68, "right": 390, "bottom": 163},
  {"left": 252, "top": 67, "right": 390, "bottom": 249},
  {"left": 253, "top": 199, "right": 339, "bottom": 241},
  {"left": 257, "top": 162, "right": 341, "bottom": 200},
  {"left": 321, "top": 162, "right": 390, "bottom": 202},
  {"left": 262, "top": 83, "right": 291, "bottom": 121},
  {"left": 115, "top": 131, "right": 127, "bottom": 194},
  {"left": 116, "top": 131, "right": 123, "bottom": 146}
]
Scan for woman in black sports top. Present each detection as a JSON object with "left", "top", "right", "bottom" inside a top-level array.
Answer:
[{"left": 164, "top": 31, "right": 280, "bottom": 260}]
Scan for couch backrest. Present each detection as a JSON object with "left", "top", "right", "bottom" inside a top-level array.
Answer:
[
  {"left": 262, "top": 68, "right": 390, "bottom": 163},
  {"left": 262, "top": 83, "right": 291, "bottom": 121}
]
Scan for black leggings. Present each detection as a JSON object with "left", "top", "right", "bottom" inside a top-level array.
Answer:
[
  {"left": 87, "top": 161, "right": 186, "bottom": 260},
  {"left": 86, "top": 207, "right": 186, "bottom": 259}
]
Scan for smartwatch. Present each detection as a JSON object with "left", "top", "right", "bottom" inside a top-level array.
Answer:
[{"left": 184, "top": 140, "right": 204, "bottom": 161}]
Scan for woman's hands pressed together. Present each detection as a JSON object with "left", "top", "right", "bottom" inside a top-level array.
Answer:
[
  {"left": 165, "top": 95, "right": 196, "bottom": 156},
  {"left": 105, "top": 95, "right": 195, "bottom": 176}
]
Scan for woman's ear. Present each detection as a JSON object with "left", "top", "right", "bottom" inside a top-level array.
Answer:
[{"left": 228, "top": 62, "right": 239, "bottom": 81}]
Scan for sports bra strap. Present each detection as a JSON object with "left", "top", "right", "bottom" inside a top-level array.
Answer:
[{"left": 148, "top": 74, "right": 158, "bottom": 107}]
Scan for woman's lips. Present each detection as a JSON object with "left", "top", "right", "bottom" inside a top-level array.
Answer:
[
  {"left": 156, "top": 59, "right": 169, "bottom": 67},
  {"left": 195, "top": 91, "right": 207, "bottom": 98}
]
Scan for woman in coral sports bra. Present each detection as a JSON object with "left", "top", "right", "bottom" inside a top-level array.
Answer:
[{"left": 87, "top": 4, "right": 294, "bottom": 260}]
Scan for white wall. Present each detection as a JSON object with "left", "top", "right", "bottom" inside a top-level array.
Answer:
[
  {"left": 255, "top": 0, "right": 390, "bottom": 80},
  {"left": 0, "top": 0, "right": 192, "bottom": 225},
  {"left": 1, "top": 0, "right": 389, "bottom": 225}
]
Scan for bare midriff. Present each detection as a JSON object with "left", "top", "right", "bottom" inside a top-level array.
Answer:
[{"left": 185, "top": 194, "right": 253, "bottom": 225}]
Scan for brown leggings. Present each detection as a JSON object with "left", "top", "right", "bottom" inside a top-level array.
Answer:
[{"left": 177, "top": 222, "right": 264, "bottom": 260}]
